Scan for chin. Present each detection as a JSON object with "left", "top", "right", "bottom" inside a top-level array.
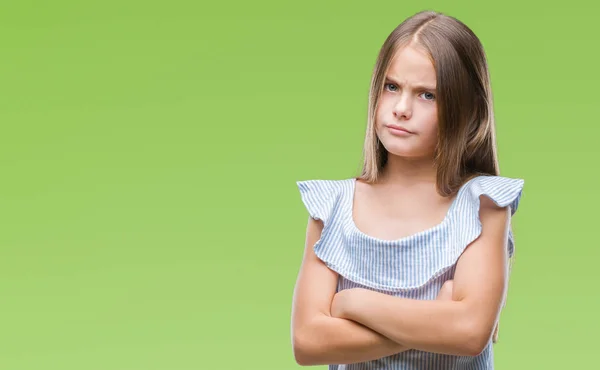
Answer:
[
  {"left": 381, "top": 140, "right": 432, "bottom": 159},
  {"left": 384, "top": 147, "right": 419, "bottom": 158},
  {"left": 380, "top": 138, "right": 414, "bottom": 156}
]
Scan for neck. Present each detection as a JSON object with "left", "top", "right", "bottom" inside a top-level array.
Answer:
[{"left": 378, "top": 153, "right": 437, "bottom": 187}]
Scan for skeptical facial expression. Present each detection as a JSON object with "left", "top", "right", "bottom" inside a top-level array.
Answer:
[{"left": 376, "top": 44, "right": 439, "bottom": 159}]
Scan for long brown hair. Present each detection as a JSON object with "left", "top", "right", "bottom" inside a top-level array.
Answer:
[{"left": 359, "top": 10, "right": 499, "bottom": 197}]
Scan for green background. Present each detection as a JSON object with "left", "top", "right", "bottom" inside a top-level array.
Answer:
[{"left": 1, "top": 1, "right": 597, "bottom": 369}]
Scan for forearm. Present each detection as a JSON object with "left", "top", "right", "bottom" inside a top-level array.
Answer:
[
  {"left": 294, "top": 313, "right": 410, "bottom": 366},
  {"left": 342, "top": 289, "right": 488, "bottom": 357}
]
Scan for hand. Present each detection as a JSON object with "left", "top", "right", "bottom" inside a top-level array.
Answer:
[
  {"left": 331, "top": 288, "right": 363, "bottom": 319},
  {"left": 437, "top": 280, "right": 501, "bottom": 343},
  {"left": 436, "top": 279, "right": 454, "bottom": 301},
  {"left": 492, "top": 320, "right": 500, "bottom": 343}
]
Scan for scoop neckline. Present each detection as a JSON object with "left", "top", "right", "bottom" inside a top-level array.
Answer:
[{"left": 347, "top": 176, "right": 479, "bottom": 244}]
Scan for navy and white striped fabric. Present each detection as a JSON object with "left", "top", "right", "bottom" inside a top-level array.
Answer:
[{"left": 296, "top": 175, "right": 525, "bottom": 370}]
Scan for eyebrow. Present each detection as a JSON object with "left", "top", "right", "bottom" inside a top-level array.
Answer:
[{"left": 384, "top": 76, "right": 436, "bottom": 91}]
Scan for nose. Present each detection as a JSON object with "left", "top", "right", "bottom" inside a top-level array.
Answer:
[{"left": 393, "top": 94, "right": 412, "bottom": 120}]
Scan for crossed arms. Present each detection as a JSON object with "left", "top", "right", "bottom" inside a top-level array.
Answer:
[{"left": 290, "top": 196, "right": 510, "bottom": 365}]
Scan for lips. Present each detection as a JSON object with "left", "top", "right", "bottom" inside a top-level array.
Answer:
[{"left": 385, "top": 124, "right": 414, "bottom": 134}]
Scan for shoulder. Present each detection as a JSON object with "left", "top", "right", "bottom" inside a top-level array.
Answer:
[
  {"left": 453, "top": 174, "right": 526, "bottom": 258},
  {"left": 296, "top": 178, "right": 354, "bottom": 224},
  {"left": 296, "top": 178, "right": 353, "bottom": 201},
  {"left": 461, "top": 175, "right": 525, "bottom": 216},
  {"left": 296, "top": 178, "right": 351, "bottom": 194},
  {"left": 478, "top": 196, "right": 511, "bottom": 234}
]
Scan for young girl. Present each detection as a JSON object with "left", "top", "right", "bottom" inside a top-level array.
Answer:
[{"left": 291, "top": 10, "right": 525, "bottom": 370}]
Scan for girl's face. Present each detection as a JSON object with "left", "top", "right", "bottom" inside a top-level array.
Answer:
[{"left": 375, "top": 44, "right": 438, "bottom": 159}]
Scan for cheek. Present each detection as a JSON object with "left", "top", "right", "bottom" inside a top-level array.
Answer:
[
  {"left": 414, "top": 104, "right": 437, "bottom": 130},
  {"left": 375, "top": 100, "right": 389, "bottom": 118}
]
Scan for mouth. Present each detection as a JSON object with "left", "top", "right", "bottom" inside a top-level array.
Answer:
[{"left": 385, "top": 124, "right": 414, "bottom": 136}]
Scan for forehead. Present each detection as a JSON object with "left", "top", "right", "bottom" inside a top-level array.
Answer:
[{"left": 386, "top": 45, "right": 436, "bottom": 85}]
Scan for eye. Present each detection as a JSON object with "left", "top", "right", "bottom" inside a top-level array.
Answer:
[
  {"left": 420, "top": 92, "right": 436, "bottom": 101},
  {"left": 384, "top": 83, "right": 398, "bottom": 92}
]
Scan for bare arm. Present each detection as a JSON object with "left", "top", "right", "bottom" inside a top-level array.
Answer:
[
  {"left": 331, "top": 196, "right": 510, "bottom": 357},
  {"left": 291, "top": 217, "right": 410, "bottom": 366}
]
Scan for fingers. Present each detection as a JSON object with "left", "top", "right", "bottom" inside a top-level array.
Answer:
[
  {"left": 492, "top": 321, "right": 500, "bottom": 343},
  {"left": 436, "top": 280, "right": 454, "bottom": 301}
]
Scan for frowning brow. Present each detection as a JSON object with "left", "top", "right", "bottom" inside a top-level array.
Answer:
[{"left": 384, "top": 76, "right": 436, "bottom": 91}]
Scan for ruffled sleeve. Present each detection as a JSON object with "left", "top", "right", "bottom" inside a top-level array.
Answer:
[
  {"left": 453, "top": 175, "right": 525, "bottom": 259},
  {"left": 296, "top": 179, "right": 341, "bottom": 225},
  {"left": 294, "top": 176, "right": 524, "bottom": 293}
]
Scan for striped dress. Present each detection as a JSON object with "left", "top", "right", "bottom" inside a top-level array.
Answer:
[{"left": 296, "top": 175, "right": 525, "bottom": 370}]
